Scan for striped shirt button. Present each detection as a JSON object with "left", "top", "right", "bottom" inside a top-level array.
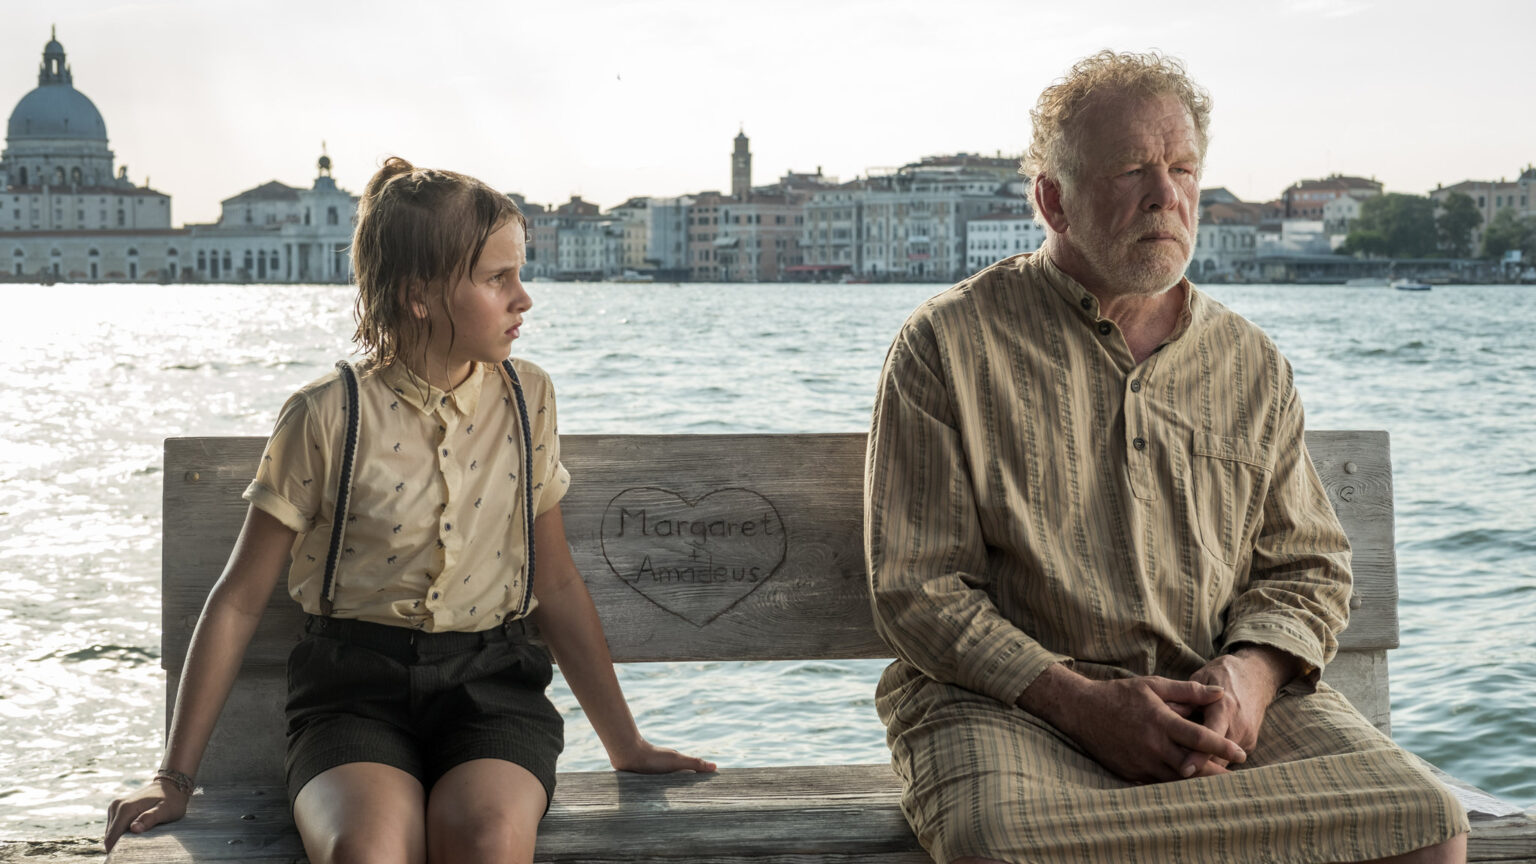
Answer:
[
  {"left": 1130, "top": 379, "right": 1142, "bottom": 393},
  {"left": 1133, "top": 437, "right": 1147, "bottom": 451},
  {"left": 1097, "top": 321, "right": 1112, "bottom": 335}
]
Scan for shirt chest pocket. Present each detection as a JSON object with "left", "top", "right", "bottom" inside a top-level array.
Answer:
[{"left": 1189, "top": 433, "right": 1272, "bottom": 565}]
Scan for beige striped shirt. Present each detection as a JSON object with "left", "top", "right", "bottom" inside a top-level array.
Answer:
[{"left": 866, "top": 251, "right": 1353, "bottom": 707}]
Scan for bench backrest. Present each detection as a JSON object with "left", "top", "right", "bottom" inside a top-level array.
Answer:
[{"left": 163, "top": 432, "right": 1399, "bottom": 783}]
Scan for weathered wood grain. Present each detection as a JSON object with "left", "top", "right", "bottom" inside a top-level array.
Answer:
[
  {"left": 103, "top": 764, "right": 1536, "bottom": 864},
  {"left": 161, "top": 431, "right": 1399, "bottom": 673}
]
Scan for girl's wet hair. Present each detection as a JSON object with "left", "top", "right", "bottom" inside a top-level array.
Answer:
[{"left": 351, "top": 156, "right": 527, "bottom": 367}]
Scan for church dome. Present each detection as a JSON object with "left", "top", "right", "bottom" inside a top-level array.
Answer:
[{"left": 7, "top": 31, "right": 108, "bottom": 143}]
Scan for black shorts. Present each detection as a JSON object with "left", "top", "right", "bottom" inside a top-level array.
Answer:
[{"left": 284, "top": 615, "right": 564, "bottom": 808}]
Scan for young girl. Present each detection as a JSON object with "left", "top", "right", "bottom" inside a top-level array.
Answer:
[{"left": 104, "top": 157, "right": 715, "bottom": 862}]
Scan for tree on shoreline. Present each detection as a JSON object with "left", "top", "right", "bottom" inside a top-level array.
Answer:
[
  {"left": 1339, "top": 193, "right": 1437, "bottom": 258},
  {"left": 1480, "top": 207, "right": 1536, "bottom": 261},
  {"left": 1435, "top": 192, "right": 1481, "bottom": 258}
]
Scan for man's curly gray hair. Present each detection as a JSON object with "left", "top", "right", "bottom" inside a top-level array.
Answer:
[{"left": 1022, "top": 50, "right": 1212, "bottom": 202}]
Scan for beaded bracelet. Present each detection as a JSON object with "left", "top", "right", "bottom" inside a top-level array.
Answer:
[{"left": 154, "top": 769, "right": 195, "bottom": 796}]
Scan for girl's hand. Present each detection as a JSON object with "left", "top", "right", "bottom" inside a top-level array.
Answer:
[
  {"left": 609, "top": 738, "right": 718, "bottom": 774},
  {"left": 104, "top": 779, "right": 189, "bottom": 851}
]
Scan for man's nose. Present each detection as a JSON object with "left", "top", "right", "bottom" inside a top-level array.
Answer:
[{"left": 1144, "top": 170, "right": 1180, "bottom": 212}]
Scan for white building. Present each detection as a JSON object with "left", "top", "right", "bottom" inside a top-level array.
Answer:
[
  {"left": 2, "top": 30, "right": 356, "bottom": 284},
  {"left": 556, "top": 219, "right": 623, "bottom": 279},
  {"left": 965, "top": 212, "right": 1044, "bottom": 272},
  {"left": 2, "top": 30, "right": 182, "bottom": 281},
  {"left": 1322, "top": 195, "right": 1363, "bottom": 235},
  {"left": 183, "top": 155, "right": 358, "bottom": 283}
]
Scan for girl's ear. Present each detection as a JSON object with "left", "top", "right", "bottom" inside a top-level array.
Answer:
[{"left": 399, "top": 282, "right": 431, "bottom": 319}]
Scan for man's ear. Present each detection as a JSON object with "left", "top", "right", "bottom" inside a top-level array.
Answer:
[{"left": 1034, "top": 175, "right": 1070, "bottom": 234}]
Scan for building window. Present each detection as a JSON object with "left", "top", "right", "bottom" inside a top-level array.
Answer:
[
  {"left": 327, "top": 207, "right": 338, "bottom": 226},
  {"left": 117, "top": 210, "right": 125, "bottom": 226},
  {"left": 129, "top": 262, "right": 137, "bottom": 280},
  {"left": 89, "top": 248, "right": 99, "bottom": 256},
  {"left": 128, "top": 248, "right": 138, "bottom": 256},
  {"left": 197, "top": 251, "right": 206, "bottom": 271}
]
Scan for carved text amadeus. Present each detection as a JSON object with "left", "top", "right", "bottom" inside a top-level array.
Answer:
[{"left": 599, "top": 486, "right": 787, "bottom": 627}]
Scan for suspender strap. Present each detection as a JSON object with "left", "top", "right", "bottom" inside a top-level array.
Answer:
[
  {"left": 320, "top": 360, "right": 362, "bottom": 616},
  {"left": 500, "top": 359, "right": 538, "bottom": 619}
]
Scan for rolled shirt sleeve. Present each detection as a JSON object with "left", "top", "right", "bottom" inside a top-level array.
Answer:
[
  {"left": 1220, "top": 367, "right": 1353, "bottom": 694},
  {"left": 243, "top": 389, "right": 327, "bottom": 533},
  {"left": 865, "top": 313, "right": 1071, "bottom": 707}
]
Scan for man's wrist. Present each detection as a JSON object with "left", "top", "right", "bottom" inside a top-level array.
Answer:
[
  {"left": 1228, "top": 644, "right": 1301, "bottom": 693},
  {"left": 1016, "top": 662, "right": 1091, "bottom": 730}
]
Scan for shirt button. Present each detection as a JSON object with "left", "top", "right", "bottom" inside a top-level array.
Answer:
[
  {"left": 1133, "top": 437, "right": 1146, "bottom": 451},
  {"left": 1080, "top": 297, "right": 1092, "bottom": 310},
  {"left": 1098, "top": 321, "right": 1112, "bottom": 336},
  {"left": 1130, "top": 379, "right": 1142, "bottom": 393}
]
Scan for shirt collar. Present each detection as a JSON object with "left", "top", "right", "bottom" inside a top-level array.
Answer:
[
  {"left": 378, "top": 361, "right": 485, "bottom": 419},
  {"left": 1029, "top": 250, "right": 1202, "bottom": 345}
]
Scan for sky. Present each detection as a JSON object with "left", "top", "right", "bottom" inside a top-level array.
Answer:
[{"left": 5, "top": 0, "right": 1533, "bottom": 226}]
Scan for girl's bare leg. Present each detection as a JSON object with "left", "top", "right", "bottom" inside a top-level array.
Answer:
[
  {"left": 294, "top": 762, "right": 426, "bottom": 864},
  {"left": 426, "top": 759, "right": 547, "bottom": 864}
]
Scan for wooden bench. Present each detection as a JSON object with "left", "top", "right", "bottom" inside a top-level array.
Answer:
[{"left": 106, "top": 431, "right": 1536, "bottom": 863}]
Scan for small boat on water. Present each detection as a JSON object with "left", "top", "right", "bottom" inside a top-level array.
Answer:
[
  {"left": 614, "top": 270, "right": 655, "bottom": 283},
  {"left": 1391, "top": 279, "right": 1432, "bottom": 291}
]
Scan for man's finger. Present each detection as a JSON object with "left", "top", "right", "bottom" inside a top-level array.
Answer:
[
  {"left": 1148, "top": 678, "right": 1225, "bottom": 706},
  {"left": 1168, "top": 715, "right": 1246, "bottom": 764}
]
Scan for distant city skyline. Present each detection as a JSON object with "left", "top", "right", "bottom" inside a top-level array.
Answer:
[{"left": 6, "top": 0, "right": 1533, "bottom": 226}]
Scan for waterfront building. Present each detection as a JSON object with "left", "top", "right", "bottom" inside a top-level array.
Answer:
[
  {"left": 682, "top": 132, "right": 821, "bottom": 281},
  {"left": 2, "top": 30, "right": 182, "bottom": 281},
  {"left": 1281, "top": 174, "right": 1381, "bottom": 219},
  {"left": 606, "top": 196, "right": 650, "bottom": 272},
  {"left": 1321, "top": 194, "right": 1363, "bottom": 236},
  {"left": 1191, "top": 196, "right": 1262, "bottom": 281},
  {"left": 2, "top": 30, "right": 355, "bottom": 284},
  {"left": 965, "top": 212, "right": 1044, "bottom": 273},
  {"left": 644, "top": 196, "right": 692, "bottom": 277},
  {"left": 802, "top": 155, "right": 1026, "bottom": 281},
  {"left": 182, "top": 153, "right": 358, "bottom": 283},
  {"left": 1429, "top": 167, "right": 1535, "bottom": 251}
]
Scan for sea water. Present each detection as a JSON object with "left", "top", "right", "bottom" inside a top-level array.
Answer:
[{"left": 0, "top": 280, "right": 1531, "bottom": 838}]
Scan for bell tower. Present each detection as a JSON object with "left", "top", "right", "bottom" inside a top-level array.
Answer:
[{"left": 731, "top": 128, "right": 751, "bottom": 200}]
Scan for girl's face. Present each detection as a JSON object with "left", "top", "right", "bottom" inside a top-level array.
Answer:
[{"left": 419, "top": 221, "right": 532, "bottom": 385}]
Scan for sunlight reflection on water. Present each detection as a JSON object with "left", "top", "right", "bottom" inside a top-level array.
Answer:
[{"left": 1, "top": 280, "right": 1532, "bottom": 839}]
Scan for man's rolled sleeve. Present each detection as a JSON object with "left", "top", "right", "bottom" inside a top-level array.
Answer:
[
  {"left": 865, "top": 315, "right": 1069, "bottom": 706},
  {"left": 241, "top": 390, "right": 326, "bottom": 534},
  {"left": 1221, "top": 371, "right": 1351, "bottom": 695}
]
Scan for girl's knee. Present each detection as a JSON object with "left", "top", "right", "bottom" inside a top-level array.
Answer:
[
  {"left": 311, "top": 825, "right": 424, "bottom": 864},
  {"left": 429, "top": 813, "right": 536, "bottom": 864}
]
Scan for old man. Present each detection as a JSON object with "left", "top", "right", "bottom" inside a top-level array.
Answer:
[{"left": 864, "top": 51, "right": 1468, "bottom": 863}]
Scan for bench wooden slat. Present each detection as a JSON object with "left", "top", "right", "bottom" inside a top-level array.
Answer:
[
  {"left": 161, "top": 431, "right": 1398, "bottom": 675},
  {"left": 104, "top": 765, "right": 1536, "bottom": 864}
]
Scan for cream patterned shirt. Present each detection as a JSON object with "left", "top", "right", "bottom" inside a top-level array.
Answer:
[{"left": 244, "top": 358, "right": 569, "bottom": 632}]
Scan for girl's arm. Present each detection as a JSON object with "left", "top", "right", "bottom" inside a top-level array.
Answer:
[
  {"left": 104, "top": 505, "right": 296, "bottom": 851},
  {"left": 531, "top": 503, "right": 717, "bottom": 774}
]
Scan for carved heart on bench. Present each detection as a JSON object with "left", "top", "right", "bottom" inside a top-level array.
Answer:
[{"left": 599, "top": 487, "right": 787, "bottom": 626}]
